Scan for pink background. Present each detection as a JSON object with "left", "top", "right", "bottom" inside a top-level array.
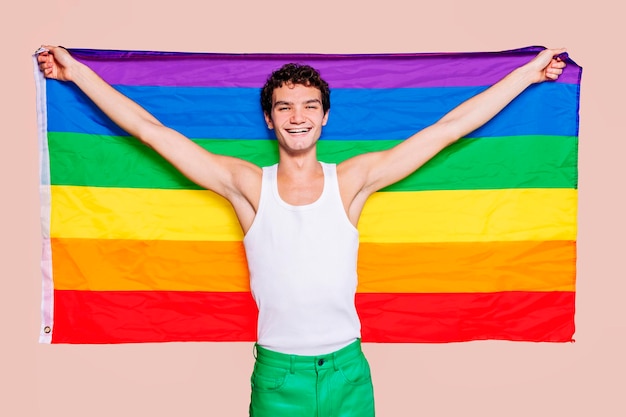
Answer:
[{"left": 4, "top": 0, "right": 624, "bottom": 415}]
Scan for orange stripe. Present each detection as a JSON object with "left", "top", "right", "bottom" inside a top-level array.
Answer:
[
  {"left": 52, "top": 238, "right": 576, "bottom": 293},
  {"left": 358, "top": 240, "right": 576, "bottom": 292},
  {"left": 52, "top": 238, "right": 250, "bottom": 292}
]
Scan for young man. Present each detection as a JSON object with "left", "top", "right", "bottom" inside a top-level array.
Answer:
[{"left": 37, "top": 46, "right": 566, "bottom": 416}]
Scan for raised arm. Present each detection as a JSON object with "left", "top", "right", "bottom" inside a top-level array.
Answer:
[
  {"left": 338, "top": 47, "right": 567, "bottom": 222},
  {"left": 37, "top": 46, "right": 261, "bottom": 230}
]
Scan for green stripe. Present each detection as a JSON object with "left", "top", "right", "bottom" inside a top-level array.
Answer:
[{"left": 48, "top": 132, "right": 578, "bottom": 191}]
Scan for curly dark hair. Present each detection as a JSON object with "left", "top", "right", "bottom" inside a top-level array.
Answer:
[{"left": 260, "top": 63, "right": 330, "bottom": 116}]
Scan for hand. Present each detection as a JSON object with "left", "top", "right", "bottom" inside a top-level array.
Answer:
[
  {"left": 36, "top": 45, "right": 77, "bottom": 82},
  {"left": 523, "top": 47, "right": 568, "bottom": 84}
]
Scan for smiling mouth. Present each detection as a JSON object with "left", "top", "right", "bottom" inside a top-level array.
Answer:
[{"left": 286, "top": 128, "right": 311, "bottom": 134}]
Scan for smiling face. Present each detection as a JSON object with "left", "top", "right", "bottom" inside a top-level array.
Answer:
[{"left": 265, "top": 83, "right": 329, "bottom": 156}]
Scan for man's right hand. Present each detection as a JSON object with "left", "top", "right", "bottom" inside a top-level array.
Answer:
[{"left": 36, "top": 45, "right": 76, "bottom": 82}]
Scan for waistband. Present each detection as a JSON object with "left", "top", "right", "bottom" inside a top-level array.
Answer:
[{"left": 254, "top": 339, "right": 362, "bottom": 372}]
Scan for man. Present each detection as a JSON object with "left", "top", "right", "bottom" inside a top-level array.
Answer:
[{"left": 37, "top": 45, "right": 566, "bottom": 416}]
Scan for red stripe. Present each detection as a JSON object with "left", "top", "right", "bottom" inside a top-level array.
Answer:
[
  {"left": 51, "top": 290, "right": 575, "bottom": 344},
  {"left": 51, "top": 291, "right": 258, "bottom": 343},
  {"left": 357, "top": 292, "right": 575, "bottom": 343}
]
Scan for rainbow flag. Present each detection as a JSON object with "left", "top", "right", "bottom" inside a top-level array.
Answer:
[{"left": 34, "top": 46, "right": 581, "bottom": 344}]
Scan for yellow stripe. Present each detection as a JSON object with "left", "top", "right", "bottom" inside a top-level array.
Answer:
[
  {"left": 360, "top": 188, "right": 577, "bottom": 242},
  {"left": 51, "top": 186, "right": 243, "bottom": 241},
  {"left": 51, "top": 186, "right": 577, "bottom": 242}
]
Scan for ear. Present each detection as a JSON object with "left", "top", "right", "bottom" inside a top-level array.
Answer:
[
  {"left": 322, "top": 110, "right": 329, "bottom": 126},
  {"left": 264, "top": 112, "right": 274, "bottom": 129}
]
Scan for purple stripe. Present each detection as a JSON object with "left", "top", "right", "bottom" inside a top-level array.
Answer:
[{"left": 69, "top": 46, "right": 581, "bottom": 88}]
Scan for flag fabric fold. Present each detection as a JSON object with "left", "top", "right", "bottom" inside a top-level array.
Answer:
[{"left": 35, "top": 46, "right": 581, "bottom": 344}]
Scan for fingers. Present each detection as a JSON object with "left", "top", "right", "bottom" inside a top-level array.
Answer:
[
  {"left": 539, "top": 48, "right": 567, "bottom": 81},
  {"left": 545, "top": 69, "right": 562, "bottom": 80},
  {"left": 545, "top": 60, "right": 566, "bottom": 80},
  {"left": 36, "top": 46, "right": 52, "bottom": 66},
  {"left": 35, "top": 45, "right": 67, "bottom": 60},
  {"left": 36, "top": 48, "right": 57, "bottom": 79},
  {"left": 554, "top": 52, "right": 569, "bottom": 62},
  {"left": 35, "top": 45, "right": 69, "bottom": 79},
  {"left": 37, "top": 53, "right": 51, "bottom": 68},
  {"left": 528, "top": 48, "right": 566, "bottom": 80}
]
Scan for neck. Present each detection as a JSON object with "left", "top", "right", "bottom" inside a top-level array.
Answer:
[{"left": 277, "top": 146, "right": 319, "bottom": 174}]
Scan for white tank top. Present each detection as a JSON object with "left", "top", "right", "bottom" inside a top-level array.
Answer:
[{"left": 243, "top": 162, "right": 361, "bottom": 355}]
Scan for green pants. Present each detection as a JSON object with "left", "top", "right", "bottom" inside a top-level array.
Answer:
[{"left": 249, "top": 339, "right": 375, "bottom": 417}]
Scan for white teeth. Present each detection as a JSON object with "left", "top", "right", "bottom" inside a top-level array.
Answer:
[{"left": 288, "top": 129, "right": 309, "bottom": 133}]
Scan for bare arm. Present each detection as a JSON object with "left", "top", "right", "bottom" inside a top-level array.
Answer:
[
  {"left": 37, "top": 46, "right": 261, "bottom": 229},
  {"left": 339, "top": 48, "right": 567, "bottom": 222}
]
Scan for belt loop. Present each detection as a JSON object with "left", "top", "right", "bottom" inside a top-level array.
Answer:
[
  {"left": 289, "top": 356, "right": 295, "bottom": 374},
  {"left": 332, "top": 352, "right": 338, "bottom": 371}
]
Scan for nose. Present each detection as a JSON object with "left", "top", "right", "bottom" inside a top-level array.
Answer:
[{"left": 290, "top": 106, "right": 305, "bottom": 124}]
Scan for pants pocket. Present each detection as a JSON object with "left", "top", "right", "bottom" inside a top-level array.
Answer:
[
  {"left": 250, "top": 361, "right": 290, "bottom": 392},
  {"left": 337, "top": 353, "right": 372, "bottom": 386}
]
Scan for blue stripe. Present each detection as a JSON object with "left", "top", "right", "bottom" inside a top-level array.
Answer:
[{"left": 46, "top": 80, "right": 579, "bottom": 140}]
